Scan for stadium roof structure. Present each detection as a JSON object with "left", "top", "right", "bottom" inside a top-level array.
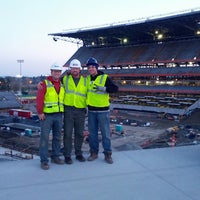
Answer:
[
  {"left": 49, "top": 8, "right": 200, "bottom": 48},
  {"left": 48, "top": 8, "right": 200, "bottom": 69}
]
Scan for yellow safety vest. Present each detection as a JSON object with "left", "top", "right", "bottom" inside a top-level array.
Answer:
[
  {"left": 43, "top": 80, "right": 64, "bottom": 113},
  {"left": 87, "top": 74, "right": 109, "bottom": 107},
  {"left": 63, "top": 75, "right": 87, "bottom": 108}
]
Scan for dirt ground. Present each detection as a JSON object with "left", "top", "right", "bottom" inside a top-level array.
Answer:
[
  {"left": 1, "top": 108, "right": 200, "bottom": 158},
  {"left": 108, "top": 109, "right": 200, "bottom": 151}
]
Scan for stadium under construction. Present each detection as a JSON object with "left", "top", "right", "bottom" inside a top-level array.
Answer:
[{"left": 49, "top": 8, "right": 200, "bottom": 118}]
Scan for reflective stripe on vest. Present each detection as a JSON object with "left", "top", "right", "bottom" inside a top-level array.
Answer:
[
  {"left": 87, "top": 74, "right": 109, "bottom": 107},
  {"left": 43, "top": 80, "right": 64, "bottom": 113},
  {"left": 63, "top": 75, "right": 87, "bottom": 108}
]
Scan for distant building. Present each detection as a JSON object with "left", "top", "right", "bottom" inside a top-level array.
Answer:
[{"left": 0, "top": 91, "right": 22, "bottom": 112}]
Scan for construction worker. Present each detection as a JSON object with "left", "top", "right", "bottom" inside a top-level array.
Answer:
[
  {"left": 62, "top": 59, "right": 87, "bottom": 164},
  {"left": 36, "top": 64, "right": 65, "bottom": 170},
  {"left": 86, "top": 57, "right": 118, "bottom": 164}
]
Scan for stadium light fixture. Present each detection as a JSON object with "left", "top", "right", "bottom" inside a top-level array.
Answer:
[
  {"left": 52, "top": 36, "right": 83, "bottom": 46},
  {"left": 123, "top": 38, "right": 128, "bottom": 44},
  {"left": 17, "top": 59, "right": 24, "bottom": 96},
  {"left": 53, "top": 37, "right": 57, "bottom": 42},
  {"left": 157, "top": 34, "right": 163, "bottom": 40}
]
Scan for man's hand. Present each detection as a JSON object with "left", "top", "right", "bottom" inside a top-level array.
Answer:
[
  {"left": 38, "top": 113, "right": 45, "bottom": 120},
  {"left": 93, "top": 84, "right": 106, "bottom": 92},
  {"left": 37, "top": 81, "right": 43, "bottom": 90}
]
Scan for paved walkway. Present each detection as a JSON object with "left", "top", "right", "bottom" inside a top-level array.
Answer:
[{"left": 0, "top": 145, "right": 200, "bottom": 200}]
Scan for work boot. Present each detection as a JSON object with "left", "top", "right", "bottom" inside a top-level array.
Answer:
[
  {"left": 65, "top": 157, "right": 73, "bottom": 164},
  {"left": 104, "top": 152, "right": 113, "bottom": 164},
  {"left": 41, "top": 162, "right": 50, "bottom": 170},
  {"left": 51, "top": 157, "right": 65, "bottom": 164},
  {"left": 87, "top": 152, "right": 98, "bottom": 161},
  {"left": 76, "top": 155, "right": 86, "bottom": 162}
]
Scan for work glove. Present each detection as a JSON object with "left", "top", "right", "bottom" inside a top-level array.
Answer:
[{"left": 93, "top": 84, "right": 106, "bottom": 92}]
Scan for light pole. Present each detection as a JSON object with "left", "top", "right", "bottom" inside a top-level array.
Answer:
[{"left": 17, "top": 59, "right": 24, "bottom": 95}]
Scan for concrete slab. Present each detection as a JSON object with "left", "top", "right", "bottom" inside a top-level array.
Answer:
[{"left": 0, "top": 145, "right": 200, "bottom": 200}]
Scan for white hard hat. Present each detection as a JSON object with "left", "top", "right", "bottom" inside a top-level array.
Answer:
[
  {"left": 50, "top": 64, "right": 62, "bottom": 71},
  {"left": 69, "top": 59, "right": 82, "bottom": 69}
]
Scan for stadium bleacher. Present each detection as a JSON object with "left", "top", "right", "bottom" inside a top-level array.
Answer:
[{"left": 48, "top": 9, "right": 200, "bottom": 116}]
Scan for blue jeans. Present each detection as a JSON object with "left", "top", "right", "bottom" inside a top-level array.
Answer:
[
  {"left": 88, "top": 110, "right": 112, "bottom": 154},
  {"left": 39, "top": 113, "right": 63, "bottom": 163}
]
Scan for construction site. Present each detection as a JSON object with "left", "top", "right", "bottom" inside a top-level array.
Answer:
[
  {"left": 1, "top": 101, "right": 200, "bottom": 160},
  {"left": 1, "top": 9, "right": 200, "bottom": 160}
]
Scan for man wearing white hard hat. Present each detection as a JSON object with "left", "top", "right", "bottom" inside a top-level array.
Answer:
[
  {"left": 36, "top": 64, "right": 65, "bottom": 170},
  {"left": 61, "top": 59, "right": 87, "bottom": 164}
]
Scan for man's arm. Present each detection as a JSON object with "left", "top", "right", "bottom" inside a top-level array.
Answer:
[
  {"left": 36, "top": 81, "right": 46, "bottom": 120},
  {"left": 105, "top": 77, "right": 119, "bottom": 93}
]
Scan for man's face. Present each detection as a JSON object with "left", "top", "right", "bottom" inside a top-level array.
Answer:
[
  {"left": 88, "top": 65, "right": 97, "bottom": 76},
  {"left": 51, "top": 70, "right": 62, "bottom": 80},
  {"left": 70, "top": 67, "right": 80, "bottom": 77}
]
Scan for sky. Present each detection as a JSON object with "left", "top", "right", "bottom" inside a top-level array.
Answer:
[{"left": 0, "top": 0, "right": 200, "bottom": 77}]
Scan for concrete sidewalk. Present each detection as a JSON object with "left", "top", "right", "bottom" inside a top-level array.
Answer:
[{"left": 0, "top": 145, "right": 200, "bottom": 200}]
